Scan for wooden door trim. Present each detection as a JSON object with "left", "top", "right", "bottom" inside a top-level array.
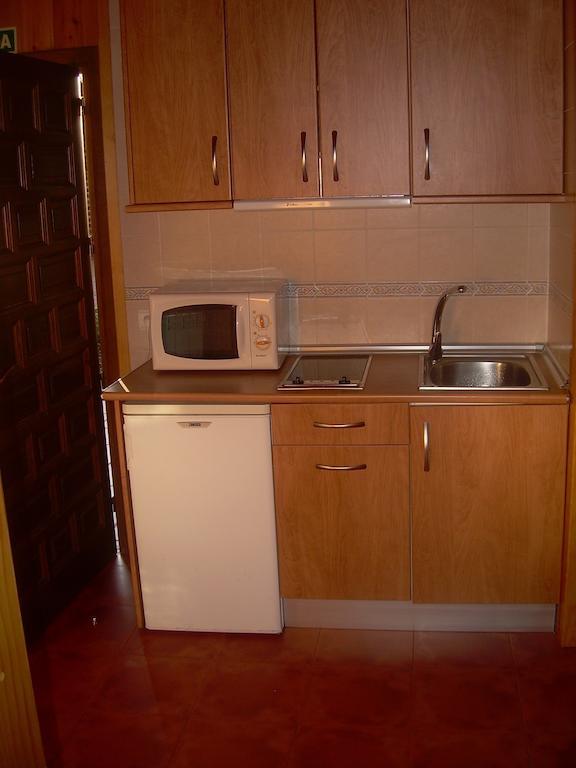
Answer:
[{"left": 0, "top": 481, "right": 45, "bottom": 768}]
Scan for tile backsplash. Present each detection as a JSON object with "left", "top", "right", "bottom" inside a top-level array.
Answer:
[{"left": 120, "top": 204, "right": 551, "bottom": 368}]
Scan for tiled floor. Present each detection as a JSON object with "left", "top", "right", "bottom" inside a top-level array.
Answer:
[{"left": 28, "top": 558, "right": 576, "bottom": 767}]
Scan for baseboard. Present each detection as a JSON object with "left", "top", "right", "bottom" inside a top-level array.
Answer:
[{"left": 282, "top": 599, "right": 556, "bottom": 632}]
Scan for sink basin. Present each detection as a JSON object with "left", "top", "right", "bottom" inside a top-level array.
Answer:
[{"left": 420, "top": 354, "right": 548, "bottom": 390}]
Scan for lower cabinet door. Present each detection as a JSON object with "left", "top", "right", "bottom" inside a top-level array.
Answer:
[
  {"left": 410, "top": 405, "right": 567, "bottom": 604},
  {"left": 273, "top": 446, "right": 410, "bottom": 600}
]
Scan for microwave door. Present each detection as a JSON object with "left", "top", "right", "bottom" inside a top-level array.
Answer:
[{"left": 161, "top": 304, "right": 239, "bottom": 360}]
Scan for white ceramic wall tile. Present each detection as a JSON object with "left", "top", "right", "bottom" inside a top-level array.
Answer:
[
  {"left": 312, "top": 208, "right": 366, "bottom": 230},
  {"left": 125, "top": 300, "right": 152, "bottom": 370},
  {"left": 314, "top": 298, "right": 371, "bottom": 344},
  {"left": 260, "top": 209, "right": 314, "bottom": 232},
  {"left": 122, "top": 236, "right": 163, "bottom": 287},
  {"left": 473, "top": 228, "right": 529, "bottom": 281},
  {"left": 289, "top": 298, "right": 318, "bottom": 345},
  {"left": 418, "top": 203, "right": 474, "bottom": 228},
  {"left": 209, "top": 210, "right": 263, "bottom": 278},
  {"left": 261, "top": 230, "right": 315, "bottom": 281},
  {"left": 418, "top": 228, "right": 475, "bottom": 281},
  {"left": 365, "top": 205, "right": 420, "bottom": 229},
  {"left": 473, "top": 204, "right": 528, "bottom": 228},
  {"left": 314, "top": 230, "right": 367, "bottom": 282},
  {"left": 362, "top": 298, "right": 422, "bottom": 343},
  {"left": 526, "top": 228, "right": 550, "bottom": 281},
  {"left": 526, "top": 204, "right": 550, "bottom": 227},
  {"left": 366, "top": 229, "right": 419, "bottom": 281},
  {"left": 549, "top": 226, "right": 575, "bottom": 297},
  {"left": 548, "top": 292, "right": 573, "bottom": 374}
]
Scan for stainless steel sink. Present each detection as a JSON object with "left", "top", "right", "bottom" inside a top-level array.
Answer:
[{"left": 419, "top": 354, "right": 549, "bottom": 390}]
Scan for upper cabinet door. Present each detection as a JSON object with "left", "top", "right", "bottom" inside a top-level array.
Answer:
[
  {"left": 316, "top": 0, "right": 410, "bottom": 197},
  {"left": 410, "top": 0, "right": 563, "bottom": 196},
  {"left": 121, "top": 0, "right": 230, "bottom": 204},
  {"left": 226, "top": 0, "right": 319, "bottom": 199}
]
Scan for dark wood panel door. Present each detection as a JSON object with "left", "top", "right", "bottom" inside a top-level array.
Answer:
[{"left": 0, "top": 52, "right": 116, "bottom": 639}]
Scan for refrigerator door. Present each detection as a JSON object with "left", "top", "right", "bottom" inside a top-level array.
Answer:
[{"left": 123, "top": 404, "right": 282, "bottom": 633}]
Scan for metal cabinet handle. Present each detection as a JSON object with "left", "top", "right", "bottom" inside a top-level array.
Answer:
[
  {"left": 423, "top": 421, "right": 430, "bottom": 471},
  {"left": 332, "top": 130, "right": 339, "bottom": 181},
  {"left": 424, "top": 128, "right": 430, "bottom": 180},
  {"left": 301, "top": 131, "right": 308, "bottom": 182},
  {"left": 211, "top": 135, "right": 220, "bottom": 186},
  {"left": 313, "top": 421, "right": 366, "bottom": 429},
  {"left": 316, "top": 463, "right": 367, "bottom": 471}
]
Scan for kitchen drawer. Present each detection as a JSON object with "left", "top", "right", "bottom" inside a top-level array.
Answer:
[{"left": 271, "top": 404, "right": 408, "bottom": 445}]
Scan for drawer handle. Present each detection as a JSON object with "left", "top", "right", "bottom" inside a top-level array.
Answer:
[
  {"left": 316, "top": 463, "right": 367, "bottom": 472},
  {"left": 423, "top": 421, "right": 430, "bottom": 472},
  {"left": 424, "top": 128, "right": 431, "bottom": 180},
  {"left": 313, "top": 421, "right": 366, "bottom": 429}
]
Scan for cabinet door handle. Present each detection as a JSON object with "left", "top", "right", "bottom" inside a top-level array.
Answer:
[
  {"left": 423, "top": 421, "right": 430, "bottom": 471},
  {"left": 313, "top": 421, "right": 366, "bottom": 429},
  {"left": 332, "top": 130, "right": 339, "bottom": 181},
  {"left": 424, "top": 128, "right": 431, "bottom": 180},
  {"left": 211, "top": 135, "right": 220, "bottom": 186},
  {"left": 316, "top": 463, "right": 367, "bottom": 471},
  {"left": 301, "top": 131, "right": 309, "bottom": 183}
]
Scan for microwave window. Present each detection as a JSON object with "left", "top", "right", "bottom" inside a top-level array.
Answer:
[{"left": 161, "top": 305, "right": 239, "bottom": 359}]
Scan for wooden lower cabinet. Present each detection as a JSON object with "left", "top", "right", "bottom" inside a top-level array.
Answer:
[
  {"left": 410, "top": 405, "right": 568, "bottom": 604},
  {"left": 273, "top": 445, "right": 410, "bottom": 600}
]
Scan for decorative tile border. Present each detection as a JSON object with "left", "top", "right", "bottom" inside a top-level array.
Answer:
[{"left": 126, "top": 281, "right": 552, "bottom": 301}]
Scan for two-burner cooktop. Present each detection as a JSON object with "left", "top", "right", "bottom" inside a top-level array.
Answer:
[{"left": 277, "top": 354, "right": 372, "bottom": 390}]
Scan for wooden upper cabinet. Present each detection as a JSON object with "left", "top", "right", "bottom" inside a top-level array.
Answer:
[
  {"left": 316, "top": 0, "right": 410, "bottom": 197},
  {"left": 120, "top": 0, "right": 230, "bottom": 204},
  {"left": 410, "top": 0, "right": 563, "bottom": 196},
  {"left": 410, "top": 405, "right": 567, "bottom": 604},
  {"left": 226, "top": 0, "right": 319, "bottom": 199}
]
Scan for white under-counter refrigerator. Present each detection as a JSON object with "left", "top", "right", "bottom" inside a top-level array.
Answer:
[{"left": 122, "top": 403, "right": 283, "bottom": 633}]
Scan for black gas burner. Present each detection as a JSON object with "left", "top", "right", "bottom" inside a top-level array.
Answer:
[{"left": 277, "top": 354, "right": 372, "bottom": 390}]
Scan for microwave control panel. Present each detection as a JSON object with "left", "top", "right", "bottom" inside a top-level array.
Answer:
[{"left": 249, "top": 295, "right": 282, "bottom": 368}]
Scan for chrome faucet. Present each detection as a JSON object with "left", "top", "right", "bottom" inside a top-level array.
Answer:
[{"left": 428, "top": 285, "right": 466, "bottom": 363}]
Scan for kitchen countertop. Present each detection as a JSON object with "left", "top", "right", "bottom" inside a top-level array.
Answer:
[{"left": 102, "top": 351, "right": 569, "bottom": 405}]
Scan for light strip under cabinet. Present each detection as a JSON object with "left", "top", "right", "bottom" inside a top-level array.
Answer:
[{"left": 233, "top": 196, "right": 411, "bottom": 210}]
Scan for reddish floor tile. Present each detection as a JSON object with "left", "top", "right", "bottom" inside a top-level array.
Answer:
[
  {"left": 409, "top": 728, "right": 529, "bottom": 768},
  {"left": 412, "top": 666, "right": 523, "bottom": 731},
  {"left": 517, "top": 667, "right": 576, "bottom": 733},
  {"left": 198, "top": 661, "right": 311, "bottom": 726},
  {"left": 124, "top": 628, "right": 225, "bottom": 659},
  {"left": 303, "top": 665, "right": 412, "bottom": 732},
  {"left": 69, "top": 558, "right": 134, "bottom": 609},
  {"left": 218, "top": 627, "right": 320, "bottom": 665},
  {"left": 56, "top": 711, "right": 185, "bottom": 768},
  {"left": 314, "top": 629, "right": 413, "bottom": 668},
  {"left": 529, "top": 727, "right": 576, "bottom": 767},
  {"left": 168, "top": 716, "right": 296, "bottom": 768},
  {"left": 511, "top": 633, "right": 576, "bottom": 672},
  {"left": 38, "top": 603, "right": 136, "bottom": 657},
  {"left": 288, "top": 725, "right": 409, "bottom": 768},
  {"left": 30, "top": 649, "right": 115, "bottom": 758},
  {"left": 414, "top": 631, "right": 513, "bottom": 669},
  {"left": 89, "top": 654, "right": 212, "bottom": 718}
]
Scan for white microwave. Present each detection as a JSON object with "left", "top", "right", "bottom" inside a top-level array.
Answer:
[{"left": 149, "top": 280, "right": 288, "bottom": 370}]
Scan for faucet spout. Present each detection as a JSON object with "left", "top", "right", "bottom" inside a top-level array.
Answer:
[{"left": 428, "top": 285, "right": 466, "bottom": 363}]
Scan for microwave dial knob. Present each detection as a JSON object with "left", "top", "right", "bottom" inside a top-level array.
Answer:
[
  {"left": 254, "top": 313, "right": 270, "bottom": 329},
  {"left": 255, "top": 335, "right": 271, "bottom": 350}
]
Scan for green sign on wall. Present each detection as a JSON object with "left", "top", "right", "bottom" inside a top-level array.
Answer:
[{"left": 0, "top": 28, "right": 17, "bottom": 53}]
